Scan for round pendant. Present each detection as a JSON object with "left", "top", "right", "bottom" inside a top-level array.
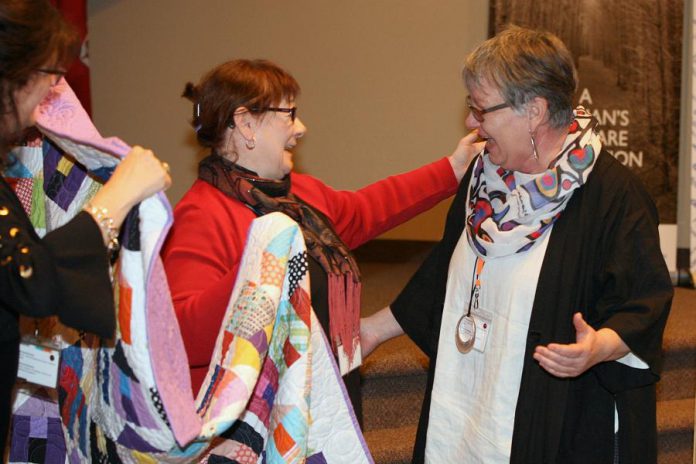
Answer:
[{"left": 455, "top": 315, "right": 476, "bottom": 354}]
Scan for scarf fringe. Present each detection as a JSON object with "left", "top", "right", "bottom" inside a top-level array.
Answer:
[{"left": 329, "top": 274, "right": 361, "bottom": 365}]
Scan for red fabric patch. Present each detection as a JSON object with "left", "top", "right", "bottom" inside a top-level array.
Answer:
[
  {"left": 233, "top": 442, "right": 258, "bottom": 464},
  {"left": 290, "top": 286, "right": 311, "bottom": 328},
  {"left": 283, "top": 339, "right": 301, "bottom": 368},
  {"left": 118, "top": 282, "right": 133, "bottom": 345},
  {"left": 221, "top": 331, "right": 235, "bottom": 359}
]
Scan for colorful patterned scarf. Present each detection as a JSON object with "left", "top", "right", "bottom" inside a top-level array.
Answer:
[
  {"left": 466, "top": 107, "right": 601, "bottom": 258},
  {"left": 199, "top": 154, "right": 362, "bottom": 372}
]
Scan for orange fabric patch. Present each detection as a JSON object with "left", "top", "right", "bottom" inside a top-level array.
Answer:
[
  {"left": 260, "top": 251, "right": 284, "bottom": 287},
  {"left": 119, "top": 282, "right": 133, "bottom": 344},
  {"left": 273, "top": 422, "right": 296, "bottom": 456}
]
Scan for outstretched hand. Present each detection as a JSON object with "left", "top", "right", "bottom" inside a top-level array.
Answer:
[
  {"left": 448, "top": 129, "right": 486, "bottom": 181},
  {"left": 533, "top": 312, "right": 629, "bottom": 378}
]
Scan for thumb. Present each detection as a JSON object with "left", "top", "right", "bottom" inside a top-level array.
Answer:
[
  {"left": 573, "top": 312, "right": 591, "bottom": 340},
  {"left": 460, "top": 129, "right": 480, "bottom": 145}
]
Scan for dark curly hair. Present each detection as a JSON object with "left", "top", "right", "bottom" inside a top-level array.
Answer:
[{"left": 0, "top": 0, "right": 80, "bottom": 154}]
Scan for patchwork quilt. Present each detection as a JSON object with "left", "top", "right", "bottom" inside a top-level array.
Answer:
[{"left": 8, "top": 82, "right": 373, "bottom": 464}]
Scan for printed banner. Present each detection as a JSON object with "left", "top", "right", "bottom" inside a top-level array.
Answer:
[{"left": 490, "top": 0, "right": 681, "bottom": 270}]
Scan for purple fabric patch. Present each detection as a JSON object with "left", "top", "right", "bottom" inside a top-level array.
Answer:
[
  {"left": 262, "top": 381, "right": 276, "bottom": 409},
  {"left": 116, "top": 425, "right": 163, "bottom": 453},
  {"left": 30, "top": 416, "right": 47, "bottom": 437},
  {"left": 10, "top": 415, "right": 66, "bottom": 464},
  {"left": 42, "top": 142, "right": 61, "bottom": 182},
  {"left": 42, "top": 142, "right": 86, "bottom": 211},
  {"left": 248, "top": 329, "right": 268, "bottom": 354},
  {"left": 307, "top": 452, "right": 328, "bottom": 464},
  {"left": 9, "top": 415, "right": 30, "bottom": 461},
  {"left": 111, "top": 361, "right": 126, "bottom": 420},
  {"left": 120, "top": 393, "right": 139, "bottom": 426},
  {"left": 45, "top": 418, "right": 67, "bottom": 464},
  {"left": 13, "top": 390, "right": 60, "bottom": 418},
  {"left": 130, "top": 378, "right": 160, "bottom": 429}
]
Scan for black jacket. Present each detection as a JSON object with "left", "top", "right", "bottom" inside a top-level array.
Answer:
[{"left": 392, "top": 152, "right": 673, "bottom": 464}]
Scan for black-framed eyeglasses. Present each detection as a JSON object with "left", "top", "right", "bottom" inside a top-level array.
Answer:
[
  {"left": 36, "top": 68, "right": 66, "bottom": 86},
  {"left": 467, "top": 95, "right": 509, "bottom": 122},
  {"left": 253, "top": 107, "right": 297, "bottom": 122}
]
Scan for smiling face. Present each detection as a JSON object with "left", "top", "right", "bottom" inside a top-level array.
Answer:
[
  {"left": 234, "top": 98, "right": 306, "bottom": 179},
  {"left": 465, "top": 79, "right": 536, "bottom": 173}
]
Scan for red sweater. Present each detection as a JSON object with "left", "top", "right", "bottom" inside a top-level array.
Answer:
[{"left": 161, "top": 158, "right": 458, "bottom": 394}]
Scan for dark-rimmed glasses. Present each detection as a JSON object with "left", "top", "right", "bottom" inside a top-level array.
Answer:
[
  {"left": 253, "top": 107, "right": 297, "bottom": 122},
  {"left": 36, "top": 68, "right": 66, "bottom": 86},
  {"left": 467, "top": 96, "right": 509, "bottom": 122}
]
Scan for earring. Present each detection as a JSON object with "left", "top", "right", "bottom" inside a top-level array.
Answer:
[
  {"left": 246, "top": 136, "right": 256, "bottom": 150},
  {"left": 529, "top": 131, "right": 539, "bottom": 161}
]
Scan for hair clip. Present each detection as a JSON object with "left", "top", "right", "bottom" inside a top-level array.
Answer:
[{"left": 195, "top": 102, "right": 201, "bottom": 118}]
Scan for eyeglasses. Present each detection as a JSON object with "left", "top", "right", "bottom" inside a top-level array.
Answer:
[
  {"left": 253, "top": 107, "right": 297, "bottom": 122},
  {"left": 36, "top": 68, "right": 66, "bottom": 86},
  {"left": 467, "top": 95, "right": 509, "bottom": 122}
]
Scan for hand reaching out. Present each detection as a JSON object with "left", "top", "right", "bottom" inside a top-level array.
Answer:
[
  {"left": 448, "top": 129, "right": 486, "bottom": 181},
  {"left": 533, "top": 312, "right": 629, "bottom": 378}
]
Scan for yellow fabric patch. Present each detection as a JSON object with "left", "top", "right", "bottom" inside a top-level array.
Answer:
[
  {"left": 56, "top": 156, "right": 75, "bottom": 176},
  {"left": 230, "top": 337, "right": 261, "bottom": 371}
]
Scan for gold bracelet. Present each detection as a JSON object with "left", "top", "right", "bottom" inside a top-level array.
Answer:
[{"left": 83, "top": 203, "right": 120, "bottom": 254}]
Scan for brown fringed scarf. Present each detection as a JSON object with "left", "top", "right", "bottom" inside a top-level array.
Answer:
[{"left": 199, "top": 154, "right": 362, "bottom": 370}]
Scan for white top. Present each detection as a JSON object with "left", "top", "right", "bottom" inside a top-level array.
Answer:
[{"left": 425, "top": 227, "right": 551, "bottom": 463}]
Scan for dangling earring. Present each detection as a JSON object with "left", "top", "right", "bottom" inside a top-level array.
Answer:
[
  {"left": 529, "top": 130, "right": 539, "bottom": 161},
  {"left": 246, "top": 136, "right": 256, "bottom": 150}
]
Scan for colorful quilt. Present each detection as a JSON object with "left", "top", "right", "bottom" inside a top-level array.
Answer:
[{"left": 9, "top": 82, "right": 372, "bottom": 463}]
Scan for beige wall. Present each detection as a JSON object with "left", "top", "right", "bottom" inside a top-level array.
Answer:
[{"left": 88, "top": 0, "right": 489, "bottom": 240}]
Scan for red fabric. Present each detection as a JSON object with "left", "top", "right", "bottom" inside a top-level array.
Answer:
[
  {"left": 161, "top": 158, "right": 458, "bottom": 394},
  {"left": 50, "top": 0, "right": 91, "bottom": 114}
]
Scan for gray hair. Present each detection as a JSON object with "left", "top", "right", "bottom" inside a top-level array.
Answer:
[{"left": 462, "top": 25, "right": 577, "bottom": 129}]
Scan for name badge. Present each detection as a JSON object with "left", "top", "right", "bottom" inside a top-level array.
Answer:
[
  {"left": 17, "top": 337, "right": 61, "bottom": 388},
  {"left": 472, "top": 308, "right": 493, "bottom": 353}
]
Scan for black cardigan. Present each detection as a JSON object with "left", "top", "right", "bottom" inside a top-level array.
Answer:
[{"left": 391, "top": 151, "right": 673, "bottom": 464}]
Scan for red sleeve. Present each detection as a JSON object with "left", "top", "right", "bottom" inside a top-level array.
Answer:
[
  {"left": 292, "top": 157, "right": 457, "bottom": 248},
  {"left": 161, "top": 183, "right": 253, "bottom": 379}
]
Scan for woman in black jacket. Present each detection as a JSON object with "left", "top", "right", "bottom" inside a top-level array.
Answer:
[
  {"left": 0, "top": 0, "right": 171, "bottom": 454},
  {"left": 361, "top": 26, "right": 672, "bottom": 463}
]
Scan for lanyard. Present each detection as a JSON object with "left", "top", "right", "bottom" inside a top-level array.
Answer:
[
  {"left": 456, "top": 256, "right": 485, "bottom": 354},
  {"left": 466, "top": 256, "right": 485, "bottom": 317}
]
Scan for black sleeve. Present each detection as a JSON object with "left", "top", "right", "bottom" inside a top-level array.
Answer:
[
  {"left": 390, "top": 165, "right": 473, "bottom": 358},
  {"left": 591, "top": 169, "right": 672, "bottom": 392},
  {"left": 0, "top": 180, "right": 115, "bottom": 338}
]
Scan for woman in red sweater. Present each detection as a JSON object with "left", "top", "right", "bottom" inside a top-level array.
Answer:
[{"left": 161, "top": 59, "right": 481, "bottom": 424}]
